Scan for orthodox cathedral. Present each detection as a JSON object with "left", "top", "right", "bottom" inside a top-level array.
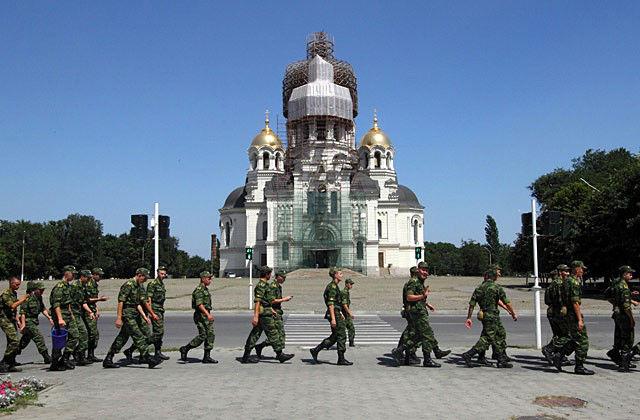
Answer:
[{"left": 219, "top": 33, "right": 424, "bottom": 276}]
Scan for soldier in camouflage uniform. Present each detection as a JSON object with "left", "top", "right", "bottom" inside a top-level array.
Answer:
[
  {"left": 17, "top": 282, "right": 53, "bottom": 364},
  {"left": 542, "top": 264, "right": 572, "bottom": 366},
  {"left": 309, "top": 268, "right": 352, "bottom": 366},
  {"left": 180, "top": 271, "right": 217, "bottom": 364},
  {"left": 392, "top": 267, "right": 420, "bottom": 365},
  {"left": 49, "top": 265, "right": 81, "bottom": 371},
  {"left": 241, "top": 265, "right": 271, "bottom": 364},
  {"left": 550, "top": 260, "right": 594, "bottom": 375},
  {"left": 341, "top": 278, "right": 356, "bottom": 347},
  {"left": 69, "top": 270, "right": 96, "bottom": 366},
  {"left": 604, "top": 265, "right": 639, "bottom": 372},
  {"left": 462, "top": 265, "right": 518, "bottom": 368},
  {"left": 254, "top": 270, "right": 294, "bottom": 363},
  {"left": 84, "top": 267, "right": 108, "bottom": 362},
  {"left": 0, "top": 277, "right": 30, "bottom": 373},
  {"left": 146, "top": 266, "right": 169, "bottom": 360},
  {"left": 123, "top": 279, "right": 158, "bottom": 364},
  {"left": 102, "top": 268, "right": 162, "bottom": 369}
]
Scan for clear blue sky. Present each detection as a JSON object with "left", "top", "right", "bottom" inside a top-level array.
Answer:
[{"left": 2, "top": 1, "right": 639, "bottom": 258}]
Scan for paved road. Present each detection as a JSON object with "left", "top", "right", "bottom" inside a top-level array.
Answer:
[{"left": 7, "top": 312, "right": 624, "bottom": 361}]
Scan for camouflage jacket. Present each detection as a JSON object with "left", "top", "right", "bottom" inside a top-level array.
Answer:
[
  {"left": 469, "top": 279, "right": 509, "bottom": 316},
  {"left": 147, "top": 277, "right": 166, "bottom": 311},
  {"left": 341, "top": 288, "right": 351, "bottom": 314},
  {"left": 0, "top": 288, "right": 18, "bottom": 320},
  {"left": 50, "top": 280, "right": 73, "bottom": 312},
  {"left": 323, "top": 281, "right": 342, "bottom": 321},
  {"left": 253, "top": 278, "right": 269, "bottom": 305},
  {"left": 605, "top": 277, "right": 631, "bottom": 313},
  {"left": 20, "top": 294, "right": 45, "bottom": 319},
  {"left": 69, "top": 280, "right": 88, "bottom": 313},
  {"left": 84, "top": 278, "right": 99, "bottom": 310},
  {"left": 561, "top": 275, "right": 582, "bottom": 317},
  {"left": 118, "top": 280, "right": 146, "bottom": 314},
  {"left": 404, "top": 277, "right": 428, "bottom": 315},
  {"left": 545, "top": 277, "right": 563, "bottom": 309},
  {"left": 192, "top": 284, "right": 212, "bottom": 312},
  {"left": 264, "top": 281, "right": 283, "bottom": 316}
]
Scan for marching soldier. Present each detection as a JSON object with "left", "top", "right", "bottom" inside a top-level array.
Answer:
[
  {"left": 240, "top": 266, "right": 271, "bottom": 364},
  {"left": 102, "top": 268, "right": 162, "bottom": 369},
  {"left": 17, "top": 281, "right": 53, "bottom": 364},
  {"left": 392, "top": 267, "right": 420, "bottom": 365},
  {"left": 84, "top": 268, "right": 108, "bottom": 362},
  {"left": 0, "top": 277, "right": 30, "bottom": 372},
  {"left": 542, "top": 265, "right": 572, "bottom": 366},
  {"left": 49, "top": 266, "right": 81, "bottom": 371},
  {"left": 180, "top": 271, "right": 217, "bottom": 364},
  {"left": 462, "top": 264, "right": 518, "bottom": 368},
  {"left": 254, "top": 270, "right": 294, "bottom": 363},
  {"left": 342, "top": 278, "right": 356, "bottom": 347},
  {"left": 123, "top": 279, "right": 158, "bottom": 363},
  {"left": 309, "top": 267, "right": 352, "bottom": 366},
  {"left": 605, "top": 265, "right": 639, "bottom": 371},
  {"left": 551, "top": 260, "right": 594, "bottom": 375},
  {"left": 147, "top": 266, "right": 169, "bottom": 360},
  {"left": 70, "top": 270, "right": 96, "bottom": 366}
]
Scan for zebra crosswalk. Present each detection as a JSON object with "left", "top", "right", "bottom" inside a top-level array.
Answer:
[{"left": 284, "top": 314, "right": 401, "bottom": 346}]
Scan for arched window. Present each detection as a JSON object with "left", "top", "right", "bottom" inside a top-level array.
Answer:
[
  {"left": 282, "top": 242, "right": 289, "bottom": 261},
  {"left": 251, "top": 154, "right": 257, "bottom": 170},
  {"left": 386, "top": 153, "right": 391, "bottom": 169},
  {"left": 413, "top": 220, "right": 419, "bottom": 244},
  {"left": 263, "top": 153, "right": 270, "bottom": 169},
  {"left": 275, "top": 153, "right": 281, "bottom": 170},
  {"left": 225, "top": 222, "right": 231, "bottom": 247},
  {"left": 374, "top": 152, "right": 381, "bottom": 168},
  {"left": 377, "top": 219, "right": 383, "bottom": 239},
  {"left": 262, "top": 220, "right": 268, "bottom": 240},
  {"left": 356, "top": 241, "right": 364, "bottom": 260}
]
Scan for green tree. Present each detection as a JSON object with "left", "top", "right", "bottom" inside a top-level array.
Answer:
[
  {"left": 484, "top": 215, "right": 500, "bottom": 259},
  {"left": 424, "top": 241, "right": 463, "bottom": 275}
]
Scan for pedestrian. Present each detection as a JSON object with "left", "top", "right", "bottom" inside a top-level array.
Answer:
[
  {"left": 254, "top": 270, "right": 294, "bottom": 363},
  {"left": 309, "top": 267, "right": 352, "bottom": 366},
  {"left": 462, "top": 264, "right": 518, "bottom": 368},
  {"left": 123, "top": 277, "right": 159, "bottom": 364},
  {"left": 0, "top": 277, "right": 31, "bottom": 372},
  {"left": 342, "top": 278, "right": 356, "bottom": 347},
  {"left": 180, "top": 271, "right": 217, "bottom": 364},
  {"left": 146, "top": 266, "right": 169, "bottom": 360},
  {"left": 84, "top": 267, "right": 108, "bottom": 362},
  {"left": 70, "top": 270, "right": 96, "bottom": 366},
  {"left": 240, "top": 265, "right": 271, "bottom": 364},
  {"left": 604, "top": 265, "right": 639, "bottom": 371},
  {"left": 392, "top": 267, "right": 420, "bottom": 365},
  {"left": 49, "top": 266, "right": 81, "bottom": 371},
  {"left": 550, "top": 260, "right": 594, "bottom": 375},
  {"left": 542, "top": 265, "right": 572, "bottom": 366},
  {"left": 16, "top": 281, "right": 53, "bottom": 364},
  {"left": 102, "top": 268, "right": 162, "bottom": 369}
]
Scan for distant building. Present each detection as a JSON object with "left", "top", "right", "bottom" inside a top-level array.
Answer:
[{"left": 219, "top": 32, "right": 424, "bottom": 276}]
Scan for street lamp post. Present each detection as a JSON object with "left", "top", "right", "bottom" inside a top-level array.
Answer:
[{"left": 20, "top": 230, "right": 25, "bottom": 281}]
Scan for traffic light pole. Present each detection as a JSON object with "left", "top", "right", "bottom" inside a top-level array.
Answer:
[
  {"left": 531, "top": 198, "right": 542, "bottom": 349},
  {"left": 154, "top": 202, "right": 159, "bottom": 275},
  {"left": 248, "top": 261, "right": 253, "bottom": 310}
]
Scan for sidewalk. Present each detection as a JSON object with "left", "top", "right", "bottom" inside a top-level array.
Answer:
[{"left": 17, "top": 347, "right": 640, "bottom": 419}]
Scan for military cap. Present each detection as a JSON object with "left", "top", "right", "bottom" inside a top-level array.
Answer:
[
  {"left": 619, "top": 265, "right": 636, "bottom": 274},
  {"left": 489, "top": 264, "right": 502, "bottom": 271},
  {"left": 136, "top": 267, "right": 150, "bottom": 277},
  {"left": 571, "top": 260, "right": 587, "bottom": 269},
  {"left": 35, "top": 281, "right": 45, "bottom": 290},
  {"left": 63, "top": 265, "right": 77, "bottom": 274},
  {"left": 80, "top": 269, "right": 92, "bottom": 277},
  {"left": 200, "top": 271, "right": 212, "bottom": 278},
  {"left": 417, "top": 261, "right": 429, "bottom": 269},
  {"left": 275, "top": 269, "right": 287, "bottom": 278},
  {"left": 92, "top": 267, "right": 104, "bottom": 275},
  {"left": 26, "top": 281, "right": 36, "bottom": 292},
  {"left": 157, "top": 265, "right": 167, "bottom": 272},
  {"left": 329, "top": 267, "right": 342, "bottom": 278},
  {"left": 556, "top": 264, "right": 570, "bottom": 271},
  {"left": 345, "top": 278, "right": 354, "bottom": 285},
  {"left": 409, "top": 266, "right": 418, "bottom": 276},
  {"left": 259, "top": 265, "right": 272, "bottom": 277}
]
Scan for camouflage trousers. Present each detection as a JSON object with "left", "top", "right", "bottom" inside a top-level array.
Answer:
[
  {"left": 150, "top": 309, "right": 165, "bottom": 346},
  {"left": 83, "top": 309, "right": 99, "bottom": 349},
  {"left": 472, "top": 316, "right": 507, "bottom": 354},
  {"left": 53, "top": 310, "right": 79, "bottom": 354},
  {"left": 320, "top": 314, "right": 347, "bottom": 353},
  {"left": 258, "top": 314, "right": 284, "bottom": 352},
  {"left": 545, "top": 309, "right": 562, "bottom": 348},
  {"left": 551, "top": 315, "right": 589, "bottom": 363},
  {"left": 405, "top": 311, "right": 436, "bottom": 355},
  {"left": 612, "top": 313, "right": 640, "bottom": 353},
  {"left": 72, "top": 310, "right": 88, "bottom": 352},
  {"left": 108, "top": 311, "right": 152, "bottom": 357},
  {"left": 18, "top": 318, "right": 49, "bottom": 357},
  {"left": 244, "top": 324, "right": 265, "bottom": 351},
  {"left": 126, "top": 316, "right": 153, "bottom": 353},
  {"left": 188, "top": 312, "right": 215, "bottom": 350},
  {"left": 344, "top": 316, "right": 355, "bottom": 343},
  {"left": 0, "top": 317, "right": 20, "bottom": 358}
]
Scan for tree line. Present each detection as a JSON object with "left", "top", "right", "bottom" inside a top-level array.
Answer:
[{"left": 0, "top": 214, "right": 219, "bottom": 280}]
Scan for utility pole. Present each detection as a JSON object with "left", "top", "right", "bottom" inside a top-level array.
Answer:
[
  {"left": 531, "top": 199, "right": 542, "bottom": 349},
  {"left": 20, "top": 230, "right": 25, "bottom": 281},
  {"left": 154, "top": 202, "right": 159, "bottom": 275}
]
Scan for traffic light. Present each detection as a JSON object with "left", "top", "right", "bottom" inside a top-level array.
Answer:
[
  {"left": 245, "top": 247, "right": 253, "bottom": 260},
  {"left": 414, "top": 247, "right": 422, "bottom": 260},
  {"left": 130, "top": 214, "right": 148, "bottom": 239},
  {"left": 159, "top": 215, "right": 170, "bottom": 239}
]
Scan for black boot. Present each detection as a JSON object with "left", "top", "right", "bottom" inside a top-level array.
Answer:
[
  {"left": 606, "top": 348, "right": 621, "bottom": 365},
  {"left": 496, "top": 353, "right": 513, "bottom": 368},
  {"left": 241, "top": 346, "right": 258, "bottom": 364},
  {"left": 254, "top": 341, "right": 267, "bottom": 359},
  {"left": 42, "top": 351, "right": 52, "bottom": 364},
  {"left": 155, "top": 343, "right": 169, "bottom": 361},
  {"left": 618, "top": 351, "right": 631, "bottom": 372},
  {"left": 391, "top": 345, "right": 405, "bottom": 364},
  {"left": 75, "top": 350, "right": 90, "bottom": 366},
  {"left": 276, "top": 351, "right": 294, "bottom": 363},
  {"left": 542, "top": 346, "right": 554, "bottom": 365},
  {"left": 562, "top": 356, "right": 575, "bottom": 366},
  {"left": 502, "top": 351, "right": 513, "bottom": 363},
  {"left": 433, "top": 347, "right": 451, "bottom": 359},
  {"left": 179, "top": 344, "right": 193, "bottom": 362},
  {"left": 574, "top": 361, "right": 595, "bottom": 375},
  {"left": 140, "top": 353, "right": 162, "bottom": 369},
  {"left": 309, "top": 343, "right": 324, "bottom": 363},
  {"left": 202, "top": 350, "right": 218, "bottom": 364},
  {"left": 337, "top": 350, "right": 353, "bottom": 366},
  {"left": 349, "top": 339, "right": 355, "bottom": 347},
  {"left": 405, "top": 352, "right": 421, "bottom": 365},
  {"left": 49, "top": 349, "right": 66, "bottom": 371},
  {"left": 102, "top": 352, "right": 120, "bottom": 369},
  {"left": 477, "top": 351, "right": 493, "bottom": 367},
  {"left": 422, "top": 354, "right": 441, "bottom": 368},
  {"left": 88, "top": 347, "right": 103, "bottom": 363},
  {"left": 123, "top": 346, "right": 135, "bottom": 363},
  {"left": 62, "top": 351, "right": 76, "bottom": 370},
  {"left": 4, "top": 356, "right": 21, "bottom": 372},
  {"left": 461, "top": 348, "right": 478, "bottom": 367}
]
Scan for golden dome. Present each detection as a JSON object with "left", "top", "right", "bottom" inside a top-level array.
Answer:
[
  {"left": 250, "top": 112, "right": 283, "bottom": 149},
  {"left": 359, "top": 112, "right": 392, "bottom": 149}
]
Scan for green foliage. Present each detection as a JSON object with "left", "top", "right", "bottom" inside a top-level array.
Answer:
[{"left": 425, "top": 239, "right": 513, "bottom": 276}]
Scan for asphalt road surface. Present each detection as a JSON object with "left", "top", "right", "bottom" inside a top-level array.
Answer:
[{"left": 7, "top": 312, "right": 625, "bottom": 361}]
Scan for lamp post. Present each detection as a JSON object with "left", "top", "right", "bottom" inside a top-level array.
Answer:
[{"left": 20, "top": 230, "right": 25, "bottom": 281}]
